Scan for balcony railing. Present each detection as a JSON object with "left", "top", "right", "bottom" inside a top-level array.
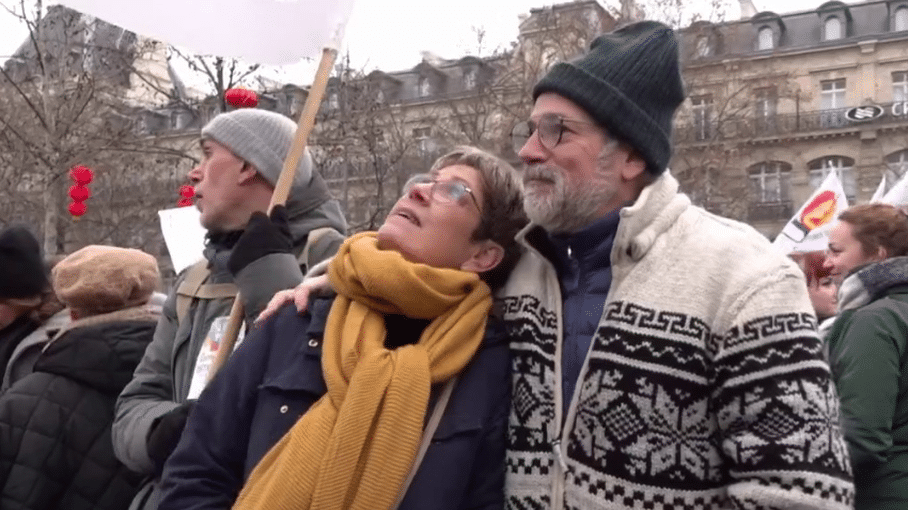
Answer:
[
  {"left": 675, "top": 101, "right": 908, "bottom": 144},
  {"left": 747, "top": 200, "right": 793, "bottom": 222}
]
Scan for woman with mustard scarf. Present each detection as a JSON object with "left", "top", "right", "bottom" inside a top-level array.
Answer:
[{"left": 158, "top": 147, "right": 528, "bottom": 510}]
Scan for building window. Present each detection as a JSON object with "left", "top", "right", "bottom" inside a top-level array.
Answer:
[
  {"left": 824, "top": 16, "right": 843, "bottom": 40},
  {"left": 809, "top": 156, "right": 857, "bottom": 202},
  {"left": 327, "top": 92, "right": 339, "bottom": 110},
  {"left": 375, "top": 88, "right": 385, "bottom": 105},
  {"left": 754, "top": 87, "right": 777, "bottom": 134},
  {"left": 413, "top": 127, "right": 432, "bottom": 154},
  {"left": 749, "top": 161, "right": 791, "bottom": 203},
  {"left": 417, "top": 76, "right": 431, "bottom": 97},
  {"left": 695, "top": 36, "right": 711, "bottom": 57},
  {"left": 820, "top": 78, "right": 847, "bottom": 127},
  {"left": 896, "top": 6, "right": 908, "bottom": 31},
  {"left": 758, "top": 27, "right": 774, "bottom": 50},
  {"left": 886, "top": 149, "right": 908, "bottom": 180},
  {"left": 463, "top": 68, "right": 477, "bottom": 89},
  {"left": 691, "top": 95, "right": 713, "bottom": 141},
  {"left": 894, "top": 71, "right": 908, "bottom": 102}
]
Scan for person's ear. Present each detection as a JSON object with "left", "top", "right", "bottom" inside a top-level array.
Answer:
[
  {"left": 620, "top": 149, "right": 647, "bottom": 182},
  {"left": 876, "top": 245, "right": 889, "bottom": 261},
  {"left": 237, "top": 162, "right": 260, "bottom": 185},
  {"left": 461, "top": 240, "right": 504, "bottom": 274}
]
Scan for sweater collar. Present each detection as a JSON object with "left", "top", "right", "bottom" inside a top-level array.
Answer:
[{"left": 615, "top": 171, "right": 690, "bottom": 263}]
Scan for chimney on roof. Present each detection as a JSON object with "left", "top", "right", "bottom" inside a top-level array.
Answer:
[
  {"left": 739, "top": 0, "right": 758, "bottom": 19},
  {"left": 420, "top": 51, "right": 444, "bottom": 66},
  {"left": 620, "top": 0, "right": 639, "bottom": 21}
]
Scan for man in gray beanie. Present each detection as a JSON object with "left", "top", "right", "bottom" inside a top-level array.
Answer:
[
  {"left": 501, "top": 20, "right": 854, "bottom": 509},
  {"left": 112, "top": 108, "right": 347, "bottom": 510}
]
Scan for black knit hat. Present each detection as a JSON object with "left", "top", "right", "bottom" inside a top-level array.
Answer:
[
  {"left": 0, "top": 226, "right": 47, "bottom": 301},
  {"left": 533, "top": 20, "right": 686, "bottom": 175}
]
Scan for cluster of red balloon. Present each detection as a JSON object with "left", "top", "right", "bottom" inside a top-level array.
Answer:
[{"left": 68, "top": 165, "right": 93, "bottom": 218}]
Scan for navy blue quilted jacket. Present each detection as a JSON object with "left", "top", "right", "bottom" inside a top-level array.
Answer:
[{"left": 544, "top": 210, "right": 621, "bottom": 416}]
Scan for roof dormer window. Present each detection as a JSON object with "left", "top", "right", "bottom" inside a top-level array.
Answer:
[
  {"left": 758, "top": 26, "right": 774, "bottom": 49},
  {"left": 895, "top": 5, "right": 908, "bottom": 30},
  {"left": 824, "top": 16, "right": 842, "bottom": 40}
]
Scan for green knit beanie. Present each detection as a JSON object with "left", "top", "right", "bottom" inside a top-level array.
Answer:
[
  {"left": 201, "top": 109, "right": 313, "bottom": 187},
  {"left": 533, "top": 21, "right": 686, "bottom": 175}
]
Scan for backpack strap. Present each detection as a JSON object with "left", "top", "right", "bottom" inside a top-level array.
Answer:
[
  {"left": 393, "top": 375, "right": 458, "bottom": 509},
  {"left": 303, "top": 227, "right": 343, "bottom": 271},
  {"left": 175, "top": 260, "right": 238, "bottom": 325}
]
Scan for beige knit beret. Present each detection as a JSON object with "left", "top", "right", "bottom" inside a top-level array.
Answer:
[{"left": 52, "top": 245, "right": 161, "bottom": 316}]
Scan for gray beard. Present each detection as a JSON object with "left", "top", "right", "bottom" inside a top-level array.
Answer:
[{"left": 523, "top": 167, "right": 615, "bottom": 235}]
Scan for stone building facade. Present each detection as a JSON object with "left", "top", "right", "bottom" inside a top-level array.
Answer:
[{"left": 673, "top": 0, "right": 908, "bottom": 238}]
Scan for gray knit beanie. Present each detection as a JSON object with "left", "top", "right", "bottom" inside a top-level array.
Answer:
[
  {"left": 201, "top": 109, "right": 313, "bottom": 186},
  {"left": 533, "top": 21, "right": 686, "bottom": 175}
]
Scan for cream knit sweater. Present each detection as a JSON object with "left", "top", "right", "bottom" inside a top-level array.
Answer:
[{"left": 498, "top": 172, "right": 854, "bottom": 510}]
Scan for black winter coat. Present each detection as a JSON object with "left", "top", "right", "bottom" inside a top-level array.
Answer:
[
  {"left": 159, "top": 298, "right": 510, "bottom": 510},
  {"left": 0, "top": 318, "right": 156, "bottom": 510}
]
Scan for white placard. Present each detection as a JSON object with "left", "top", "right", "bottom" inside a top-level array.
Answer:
[
  {"left": 187, "top": 316, "right": 246, "bottom": 400},
  {"left": 158, "top": 206, "right": 207, "bottom": 275}
]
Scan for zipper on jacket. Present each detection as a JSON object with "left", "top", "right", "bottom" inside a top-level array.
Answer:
[{"left": 552, "top": 439, "right": 568, "bottom": 472}]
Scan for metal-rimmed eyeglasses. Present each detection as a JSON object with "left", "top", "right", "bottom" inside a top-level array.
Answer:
[
  {"left": 402, "top": 173, "right": 481, "bottom": 212},
  {"left": 510, "top": 113, "right": 599, "bottom": 154}
]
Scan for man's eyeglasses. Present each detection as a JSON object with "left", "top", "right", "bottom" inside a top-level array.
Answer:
[
  {"left": 510, "top": 113, "right": 599, "bottom": 154},
  {"left": 403, "top": 174, "right": 481, "bottom": 212}
]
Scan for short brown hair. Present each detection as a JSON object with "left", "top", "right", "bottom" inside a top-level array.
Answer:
[
  {"left": 838, "top": 203, "right": 908, "bottom": 258},
  {"left": 430, "top": 147, "right": 528, "bottom": 290}
]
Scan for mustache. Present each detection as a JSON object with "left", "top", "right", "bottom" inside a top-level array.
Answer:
[{"left": 523, "top": 164, "right": 560, "bottom": 182}]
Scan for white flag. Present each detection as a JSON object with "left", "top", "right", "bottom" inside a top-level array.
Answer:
[
  {"left": 870, "top": 174, "right": 888, "bottom": 203},
  {"left": 773, "top": 170, "right": 849, "bottom": 255},
  {"left": 882, "top": 171, "right": 908, "bottom": 206},
  {"left": 53, "top": 0, "right": 356, "bottom": 65}
]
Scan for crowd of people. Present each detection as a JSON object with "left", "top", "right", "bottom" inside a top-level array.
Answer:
[{"left": 2, "top": 19, "right": 906, "bottom": 510}]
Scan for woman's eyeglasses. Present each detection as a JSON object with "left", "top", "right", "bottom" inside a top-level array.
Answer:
[
  {"left": 403, "top": 174, "right": 481, "bottom": 212},
  {"left": 510, "top": 113, "right": 599, "bottom": 154}
]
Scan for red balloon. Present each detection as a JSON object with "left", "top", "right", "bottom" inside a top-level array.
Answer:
[
  {"left": 224, "top": 87, "right": 258, "bottom": 108},
  {"left": 70, "top": 165, "right": 94, "bottom": 185},
  {"left": 68, "top": 201, "right": 87, "bottom": 217},
  {"left": 69, "top": 185, "right": 90, "bottom": 202},
  {"left": 177, "top": 197, "right": 194, "bottom": 207},
  {"left": 179, "top": 185, "right": 195, "bottom": 198}
]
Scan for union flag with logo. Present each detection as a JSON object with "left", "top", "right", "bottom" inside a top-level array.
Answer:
[{"left": 773, "top": 168, "right": 849, "bottom": 254}]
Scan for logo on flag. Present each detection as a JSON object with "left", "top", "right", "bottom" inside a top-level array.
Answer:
[{"left": 774, "top": 170, "right": 849, "bottom": 254}]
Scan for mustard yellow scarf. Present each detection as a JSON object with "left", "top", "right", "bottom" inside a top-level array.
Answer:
[{"left": 234, "top": 232, "right": 492, "bottom": 510}]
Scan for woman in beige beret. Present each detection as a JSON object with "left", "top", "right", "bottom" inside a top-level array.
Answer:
[{"left": 0, "top": 245, "right": 162, "bottom": 510}]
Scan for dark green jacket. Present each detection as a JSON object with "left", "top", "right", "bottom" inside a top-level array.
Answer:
[{"left": 827, "top": 257, "right": 908, "bottom": 510}]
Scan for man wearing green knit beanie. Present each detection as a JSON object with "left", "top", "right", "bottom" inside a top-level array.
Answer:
[{"left": 502, "top": 20, "right": 854, "bottom": 509}]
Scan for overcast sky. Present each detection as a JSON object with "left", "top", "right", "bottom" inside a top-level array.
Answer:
[{"left": 0, "top": 0, "right": 846, "bottom": 89}]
